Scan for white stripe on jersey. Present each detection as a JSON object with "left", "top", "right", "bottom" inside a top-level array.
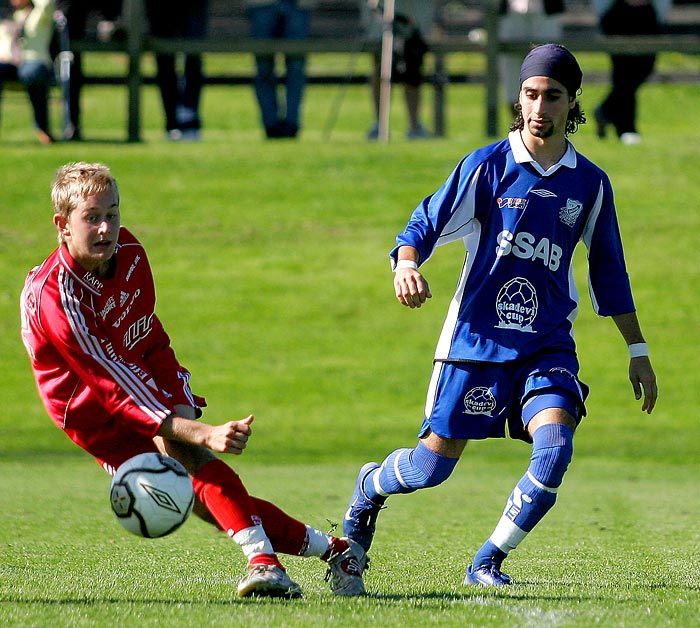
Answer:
[
  {"left": 177, "top": 370, "right": 197, "bottom": 407},
  {"left": 566, "top": 259, "right": 579, "bottom": 339},
  {"left": 57, "top": 266, "right": 170, "bottom": 424},
  {"left": 436, "top": 165, "right": 481, "bottom": 248},
  {"left": 434, "top": 167, "right": 482, "bottom": 360},
  {"left": 581, "top": 181, "right": 605, "bottom": 314}
]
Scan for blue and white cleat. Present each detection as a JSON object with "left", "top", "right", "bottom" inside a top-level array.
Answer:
[
  {"left": 343, "top": 462, "right": 383, "bottom": 552},
  {"left": 463, "top": 564, "right": 513, "bottom": 587}
]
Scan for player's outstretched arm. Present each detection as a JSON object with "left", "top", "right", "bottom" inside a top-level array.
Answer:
[
  {"left": 611, "top": 312, "right": 658, "bottom": 414},
  {"left": 159, "top": 414, "right": 254, "bottom": 454}
]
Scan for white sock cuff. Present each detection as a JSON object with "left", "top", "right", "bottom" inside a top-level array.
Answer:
[
  {"left": 303, "top": 525, "right": 331, "bottom": 557},
  {"left": 490, "top": 516, "right": 528, "bottom": 554},
  {"left": 232, "top": 525, "right": 275, "bottom": 562}
]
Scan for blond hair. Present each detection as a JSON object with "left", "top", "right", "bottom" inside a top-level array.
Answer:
[{"left": 51, "top": 162, "right": 119, "bottom": 243}]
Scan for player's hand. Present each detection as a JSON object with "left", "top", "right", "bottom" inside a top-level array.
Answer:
[
  {"left": 206, "top": 414, "right": 254, "bottom": 455},
  {"left": 629, "top": 357, "right": 657, "bottom": 414},
  {"left": 394, "top": 268, "right": 432, "bottom": 308}
]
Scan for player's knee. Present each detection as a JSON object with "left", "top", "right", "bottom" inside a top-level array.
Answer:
[
  {"left": 529, "top": 423, "right": 574, "bottom": 489},
  {"left": 407, "top": 441, "right": 459, "bottom": 489}
]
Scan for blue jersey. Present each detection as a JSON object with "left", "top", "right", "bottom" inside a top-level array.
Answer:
[{"left": 392, "top": 132, "right": 635, "bottom": 363}]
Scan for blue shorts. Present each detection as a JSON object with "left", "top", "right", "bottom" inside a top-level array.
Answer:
[{"left": 418, "top": 351, "right": 589, "bottom": 442}]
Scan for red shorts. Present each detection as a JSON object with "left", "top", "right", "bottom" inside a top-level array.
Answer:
[{"left": 63, "top": 420, "right": 159, "bottom": 475}]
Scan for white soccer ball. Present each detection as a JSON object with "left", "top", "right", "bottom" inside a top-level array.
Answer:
[{"left": 109, "top": 452, "right": 195, "bottom": 538}]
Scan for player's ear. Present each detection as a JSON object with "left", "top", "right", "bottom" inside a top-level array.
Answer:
[{"left": 54, "top": 214, "right": 69, "bottom": 238}]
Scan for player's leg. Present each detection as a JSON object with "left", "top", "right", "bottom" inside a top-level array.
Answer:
[
  {"left": 252, "top": 498, "right": 368, "bottom": 596},
  {"left": 343, "top": 362, "right": 471, "bottom": 552},
  {"left": 343, "top": 438, "right": 461, "bottom": 555},
  {"left": 156, "top": 437, "right": 301, "bottom": 598},
  {"left": 465, "top": 356, "right": 588, "bottom": 586},
  {"left": 465, "top": 406, "right": 575, "bottom": 586}
]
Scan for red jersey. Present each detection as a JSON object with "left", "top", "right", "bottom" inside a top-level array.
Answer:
[{"left": 20, "top": 227, "right": 204, "bottom": 448}]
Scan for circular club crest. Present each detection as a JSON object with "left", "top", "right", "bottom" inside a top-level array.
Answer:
[{"left": 495, "top": 277, "right": 538, "bottom": 332}]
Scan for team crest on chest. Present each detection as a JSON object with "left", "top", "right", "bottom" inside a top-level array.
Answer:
[{"left": 559, "top": 198, "right": 583, "bottom": 227}]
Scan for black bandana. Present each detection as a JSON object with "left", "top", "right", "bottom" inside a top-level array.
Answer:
[{"left": 519, "top": 44, "right": 583, "bottom": 97}]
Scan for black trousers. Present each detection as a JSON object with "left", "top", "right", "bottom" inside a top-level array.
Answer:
[
  {"left": 598, "top": 1, "right": 661, "bottom": 136},
  {"left": 144, "top": 0, "right": 209, "bottom": 132}
]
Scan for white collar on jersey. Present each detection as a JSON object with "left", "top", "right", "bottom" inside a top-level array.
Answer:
[{"left": 508, "top": 130, "right": 577, "bottom": 176}]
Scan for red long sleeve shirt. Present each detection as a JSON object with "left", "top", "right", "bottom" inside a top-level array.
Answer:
[{"left": 20, "top": 227, "right": 203, "bottom": 443}]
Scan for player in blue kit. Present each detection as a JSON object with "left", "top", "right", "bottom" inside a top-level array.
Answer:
[{"left": 343, "top": 44, "right": 657, "bottom": 589}]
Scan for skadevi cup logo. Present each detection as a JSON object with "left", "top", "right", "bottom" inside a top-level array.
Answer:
[
  {"left": 463, "top": 387, "right": 497, "bottom": 416},
  {"left": 495, "top": 277, "right": 538, "bottom": 332}
]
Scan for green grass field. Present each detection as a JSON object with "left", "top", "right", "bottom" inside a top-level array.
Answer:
[{"left": 1, "top": 51, "right": 699, "bottom": 626}]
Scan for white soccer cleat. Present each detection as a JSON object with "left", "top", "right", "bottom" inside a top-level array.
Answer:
[
  {"left": 325, "top": 537, "right": 369, "bottom": 596},
  {"left": 237, "top": 564, "right": 303, "bottom": 599}
]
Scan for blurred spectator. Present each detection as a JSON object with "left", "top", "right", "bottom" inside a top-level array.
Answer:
[
  {"left": 55, "top": 0, "right": 123, "bottom": 141},
  {"left": 593, "top": 0, "right": 672, "bottom": 145},
  {"left": 361, "top": 0, "right": 434, "bottom": 140},
  {"left": 0, "top": 0, "right": 55, "bottom": 144},
  {"left": 144, "top": 0, "right": 208, "bottom": 141},
  {"left": 246, "top": 0, "right": 318, "bottom": 139},
  {"left": 498, "top": 0, "right": 564, "bottom": 113}
]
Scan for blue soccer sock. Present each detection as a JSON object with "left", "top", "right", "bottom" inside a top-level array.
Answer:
[
  {"left": 471, "top": 539, "right": 507, "bottom": 570},
  {"left": 362, "top": 441, "right": 459, "bottom": 502},
  {"left": 473, "top": 423, "right": 574, "bottom": 569}
]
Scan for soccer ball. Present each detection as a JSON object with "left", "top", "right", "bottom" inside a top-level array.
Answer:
[{"left": 109, "top": 452, "right": 195, "bottom": 538}]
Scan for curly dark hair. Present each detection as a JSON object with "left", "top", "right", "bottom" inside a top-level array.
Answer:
[{"left": 510, "top": 99, "right": 587, "bottom": 136}]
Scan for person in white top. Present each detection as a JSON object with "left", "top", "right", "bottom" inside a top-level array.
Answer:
[
  {"left": 498, "top": 0, "right": 565, "bottom": 113},
  {"left": 0, "top": 0, "right": 55, "bottom": 144}
]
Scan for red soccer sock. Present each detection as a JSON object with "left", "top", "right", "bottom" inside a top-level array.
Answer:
[
  {"left": 193, "top": 460, "right": 284, "bottom": 569},
  {"left": 252, "top": 498, "right": 310, "bottom": 556},
  {"left": 249, "top": 553, "right": 282, "bottom": 568},
  {"left": 191, "top": 459, "right": 262, "bottom": 536}
]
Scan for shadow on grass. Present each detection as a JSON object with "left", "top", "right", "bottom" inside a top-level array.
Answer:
[
  {"left": 6, "top": 578, "right": 699, "bottom": 608},
  {"left": 364, "top": 580, "right": 700, "bottom": 603}
]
